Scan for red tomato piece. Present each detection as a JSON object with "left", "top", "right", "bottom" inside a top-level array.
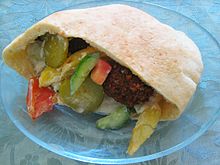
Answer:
[
  {"left": 91, "top": 59, "right": 112, "bottom": 85},
  {"left": 26, "top": 77, "right": 56, "bottom": 120}
]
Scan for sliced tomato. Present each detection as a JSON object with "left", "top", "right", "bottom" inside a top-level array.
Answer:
[
  {"left": 26, "top": 77, "right": 56, "bottom": 120},
  {"left": 91, "top": 59, "right": 112, "bottom": 85}
]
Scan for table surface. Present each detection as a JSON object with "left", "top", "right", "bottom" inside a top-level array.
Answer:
[{"left": 0, "top": 0, "right": 219, "bottom": 164}]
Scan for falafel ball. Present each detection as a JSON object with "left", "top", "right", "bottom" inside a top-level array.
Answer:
[{"left": 103, "top": 61, "right": 154, "bottom": 107}]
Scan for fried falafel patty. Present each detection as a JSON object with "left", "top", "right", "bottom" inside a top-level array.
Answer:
[{"left": 103, "top": 61, "right": 154, "bottom": 108}]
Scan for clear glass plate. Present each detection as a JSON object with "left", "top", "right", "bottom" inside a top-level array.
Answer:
[{"left": 1, "top": 1, "right": 220, "bottom": 164}]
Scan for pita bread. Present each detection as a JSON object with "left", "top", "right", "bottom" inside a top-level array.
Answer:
[{"left": 2, "top": 4, "right": 203, "bottom": 120}]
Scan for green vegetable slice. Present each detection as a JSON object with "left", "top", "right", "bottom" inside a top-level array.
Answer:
[
  {"left": 59, "top": 77, "right": 104, "bottom": 113},
  {"left": 70, "top": 52, "right": 99, "bottom": 95},
  {"left": 44, "top": 34, "right": 68, "bottom": 68},
  {"left": 96, "top": 106, "right": 130, "bottom": 130}
]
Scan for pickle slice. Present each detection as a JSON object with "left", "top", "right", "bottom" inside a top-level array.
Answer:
[
  {"left": 44, "top": 34, "right": 68, "bottom": 68},
  {"left": 59, "top": 77, "right": 104, "bottom": 113}
]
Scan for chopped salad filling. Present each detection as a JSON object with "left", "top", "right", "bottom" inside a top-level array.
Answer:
[{"left": 25, "top": 33, "right": 160, "bottom": 155}]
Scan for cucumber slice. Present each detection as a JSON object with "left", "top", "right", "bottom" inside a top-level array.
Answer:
[
  {"left": 96, "top": 106, "right": 130, "bottom": 130},
  {"left": 70, "top": 52, "right": 99, "bottom": 95}
]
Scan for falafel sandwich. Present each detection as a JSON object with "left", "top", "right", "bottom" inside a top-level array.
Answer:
[{"left": 2, "top": 4, "right": 203, "bottom": 155}]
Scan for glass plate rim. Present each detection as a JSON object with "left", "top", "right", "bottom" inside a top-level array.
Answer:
[{"left": 1, "top": 0, "right": 220, "bottom": 164}]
